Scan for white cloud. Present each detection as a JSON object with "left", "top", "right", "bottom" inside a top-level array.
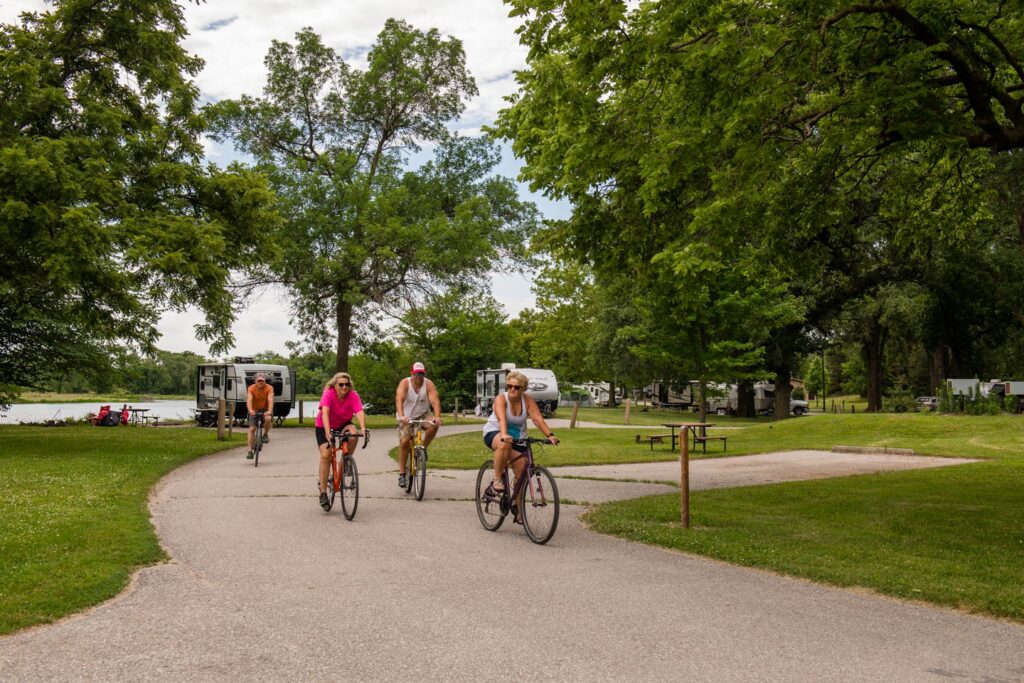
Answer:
[{"left": 5, "top": 0, "right": 571, "bottom": 357}]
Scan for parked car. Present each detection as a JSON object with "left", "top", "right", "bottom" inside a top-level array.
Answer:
[
  {"left": 790, "top": 399, "right": 809, "bottom": 416},
  {"left": 915, "top": 396, "right": 938, "bottom": 411}
]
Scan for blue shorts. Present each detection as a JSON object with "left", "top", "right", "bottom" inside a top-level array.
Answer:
[{"left": 484, "top": 431, "right": 527, "bottom": 453}]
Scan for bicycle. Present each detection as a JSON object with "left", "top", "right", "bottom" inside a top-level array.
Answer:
[
  {"left": 475, "top": 436, "right": 560, "bottom": 545},
  {"left": 323, "top": 427, "right": 369, "bottom": 520},
  {"left": 251, "top": 411, "right": 267, "bottom": 467},
  {"left": 402, "top": 419, "right": 435, "bottom": 501}
]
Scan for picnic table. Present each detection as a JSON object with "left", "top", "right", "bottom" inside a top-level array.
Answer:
[
  {"left": 127, "top": 408, "right": 149, "bottom": 426},
  {"left": 662, "top": 422, "right": 717, "bottom": 451}
]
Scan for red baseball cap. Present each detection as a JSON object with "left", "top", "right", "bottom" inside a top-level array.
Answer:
[{"left": 411, "top": 362, "right": 426, "bottom": 374}]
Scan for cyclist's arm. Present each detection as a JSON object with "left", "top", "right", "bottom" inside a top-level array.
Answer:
[
  {"left": 395, "top": 379, "right": 407, "bottom": 421},
  {"left": 354, "top": 409, "right": 367, "bottom": 433},
  {"left": 427, "top": 380, "right": 442, "bottom": 424},
  {"left": 526, "top": 395, "right": 558, "bottom": 443},
  {"left": 246, "top": 387, "right": 255, "bottom": 415},
  {"left": 320, "top": 405, "right": 330, "bottom": 429},
  {"left": 494, "top": 393, "right": 509, "bottom": 438}
]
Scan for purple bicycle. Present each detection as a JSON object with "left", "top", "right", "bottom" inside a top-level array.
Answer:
[{"left": 475, "top": 436, "right": 560, "bottom": 544}]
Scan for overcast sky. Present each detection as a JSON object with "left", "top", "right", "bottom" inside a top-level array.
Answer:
[{"left": 1, "top": 0, "right": 569, "bottom": 357}]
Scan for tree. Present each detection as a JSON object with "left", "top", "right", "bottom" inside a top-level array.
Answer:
[
  {"left": 209, "top": 24, "right": 539, "bottom": 372},
  {"left": 400, "top": 290, "right": 518, "bottom": 411},
  {"left": 0, "top": 0, "right": 278, "bottom": 407}
]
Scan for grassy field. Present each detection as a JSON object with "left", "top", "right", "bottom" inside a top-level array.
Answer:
[
  {"left": 0, "top": 425, "right": 244, "bottom": 634},
  {"left": 579, "top": 413, "right": 1024, "bottom": 621}
]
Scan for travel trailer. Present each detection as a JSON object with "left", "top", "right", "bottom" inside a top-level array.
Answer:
[
  {"left": 705, "top": 381, "right": 809, "bottom": 416},
  {"left": 195, "top": 359, "right": 295, "bottom": 426},
  {"left": 476, "top": 364, "right": 559, "bottom": 417}
]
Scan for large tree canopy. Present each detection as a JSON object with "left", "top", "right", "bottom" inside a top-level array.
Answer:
[
  {"left": 0, "top": 0, "right": 277, "bottom": 406},
  {"left": 495, "top": 0, "right": 1024, "bottom": 412},
  {"left": 209, "top": 23, "right": 539, "bottom": 372}
]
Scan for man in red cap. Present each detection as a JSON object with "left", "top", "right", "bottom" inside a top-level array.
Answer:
[{"left": 395, "top": 361, "right": 442, "bottom": 489}]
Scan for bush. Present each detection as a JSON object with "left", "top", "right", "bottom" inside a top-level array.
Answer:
[
  {"left": 882, "top": 391, "right": 916, "bottom": 413},
  {"left": 791, "top": 387, "right": 805, "bottom": 400}
]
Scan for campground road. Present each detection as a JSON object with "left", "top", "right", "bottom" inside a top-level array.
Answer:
[{"left": 1, "top": 424, "right": 1022, "bottom": 681}]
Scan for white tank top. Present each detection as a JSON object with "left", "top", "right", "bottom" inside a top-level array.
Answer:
[
  {"left": 483, "top": 392, "right": 527, "bottom": 438},
  {"left": 400, "top": 377, "right": 430, "bottom": 418}
]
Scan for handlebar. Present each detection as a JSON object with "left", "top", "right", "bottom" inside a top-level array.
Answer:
[
  {"left": 501, "top": 436, "right": 557, "bottom": 445},
  {"left": 330, "top": 428, "right": 371, "bottom": 449}
]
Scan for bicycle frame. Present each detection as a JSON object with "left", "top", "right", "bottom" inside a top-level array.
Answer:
[
  {"left": 329, "top": 429, "right": 360, "bottom": 488},
  {"left": 495, "top": 442, "right": 545, "bottom": 514}
]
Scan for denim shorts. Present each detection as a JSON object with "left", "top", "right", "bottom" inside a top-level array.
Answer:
[{"left": 483, "top": 431, "right": 527, "bottom": 453}]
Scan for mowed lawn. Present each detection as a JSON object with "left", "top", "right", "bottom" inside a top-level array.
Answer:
[
  {"left": 0, "top": 425, "right": 244, "bottom": 634},
  {"left": 577, "top": 413, "right": 1024, "bottom": 621}
]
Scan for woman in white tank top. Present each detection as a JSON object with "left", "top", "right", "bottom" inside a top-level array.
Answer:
[{"left": 483, "top": 370, "right": 559, "bottom": 496}]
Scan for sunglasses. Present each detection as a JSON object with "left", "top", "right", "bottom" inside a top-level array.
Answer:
[
  {"left": 338, "top": 382, "right": 351, "bottom": 387},
  {"left": 507, "top": 384, "right": 524, "bottom": 390}
]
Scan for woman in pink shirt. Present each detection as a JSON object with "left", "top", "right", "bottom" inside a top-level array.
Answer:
[{"left": 316, "top": 372, "right": 368, "bottom": 510}]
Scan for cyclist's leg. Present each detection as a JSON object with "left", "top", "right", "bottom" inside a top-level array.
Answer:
[
  {"left": 263, "top": 412, "right": 272, "bottom": 440},
  {"left": 247, "top": 420, "right": 256, "bottom": 452},
  {"left": 422, "top": 419, "right": 439, "bottom": 447},
  {"left": 488, "top": 433, "right": 512, "bottom": 492},
  {"left": 316, "top": 428, "right": 331, "bottom": 494},
  {"left": 396, "top": 424, "right": 412, "bottom": 474}
]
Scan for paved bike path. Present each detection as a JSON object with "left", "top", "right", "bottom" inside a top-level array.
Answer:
[{"left": 1, "top": 426, "right": 1021, "bottom": 681}]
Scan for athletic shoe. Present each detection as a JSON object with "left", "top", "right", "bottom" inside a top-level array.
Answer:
[
  {"left": 319, "top": 492, "right": 330, "bottom": 510},
  {"left": 398, "top": 473, "right": 407, "bottom": 488},
  {"left": 246, "top": 450, "right": 254, "bottom": 460},
  {"left": 262, "top": 434, "right": 269, "bottom": 444}
]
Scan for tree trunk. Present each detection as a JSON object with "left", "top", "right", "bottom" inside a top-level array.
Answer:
[
  {"left": 863, "top": 320, "right": 887, "bottom": 412},
  {"left": 735, "top": 379, "right": 755, "bottom": 417},
  {"left": 773, "top": 367, "right": 792, "bottom": 420},
  {"left": 334, "top": 298, "right": 353, "bottom": 373},
  {"left": 605, "top": 380, "right": 617, "bottom": 407},
  {"left": 929, "top": 345, "right": 950, "bottom": 394}
]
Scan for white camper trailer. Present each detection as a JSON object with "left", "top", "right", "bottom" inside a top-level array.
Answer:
[
  {"left": 195, "top": 359, "right": 295, "bottom": 426},
  {"left": 476, "top": 364, "right": 559, "bottom": 417}
]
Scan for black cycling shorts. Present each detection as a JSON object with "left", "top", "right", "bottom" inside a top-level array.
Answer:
[
  {"left": 484, "top": 431, "right": 527, "bottom": 453},
  {"left": 316, "top": 423, "right": 352, "bottom": 446}
]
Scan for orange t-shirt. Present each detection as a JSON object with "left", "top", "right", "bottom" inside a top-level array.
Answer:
[{"left": 248, "top": 382, "right": 273, "bottom": 412}]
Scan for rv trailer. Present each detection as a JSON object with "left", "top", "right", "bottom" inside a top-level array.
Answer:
[{"left": 195, "top": 359, "right": 296, "bottom": 426}]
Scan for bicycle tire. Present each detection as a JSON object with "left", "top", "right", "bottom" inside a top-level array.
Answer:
[
  {"left": 404, "top": 450, "right": 414, "bottom": 494},
  {"left": 413, "top": 446, "right": 427, "bottom": 501},
  {"left": 521, "top": 466, "right": 559, "bottom": 545},
  {"left": 475, "top": 459, "right": 506, "bottom": 531},
  {"left": 253, "top": 423, "right": 263, "bottom": 467},
  {"left": 324, "top": 458, "right": 336, "bottom": 511},
  {"left": 340, "top": 456, "right": 359, "bottom": 520}
]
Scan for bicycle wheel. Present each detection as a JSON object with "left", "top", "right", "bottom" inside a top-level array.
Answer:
[
  {"left": 521, "top": 466, "right": 559, "bottom": 545},
  {"left": 475, "top": 459, "right": 506, "bottom": 531},
  {"left": 323, "top": 459, "right": 336, "bottom": 512},
  {"left": 404, "top": 450, "right": 414, "bottom": 494},
  {"left": 340, "top": 456, "right": 359, "bottom": 520},
  {"left": 252, "top": 424, "right": 262, "bottom": 467},
  {"left": 412, "top": 446, "right": 427, "bottom": 501}
]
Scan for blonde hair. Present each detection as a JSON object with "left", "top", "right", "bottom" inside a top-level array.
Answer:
[
  {"left": 505, "top": 371, "right": 528, "bottom": 388},
  {"left": 324, "top": 372, "right": 353, "bottom": 392}
]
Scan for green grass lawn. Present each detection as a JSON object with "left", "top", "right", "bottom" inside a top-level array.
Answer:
[
  {"left": 392, "top": 427, "right": 689, "bottom": 469},
  {"left": 0, "top": 425, "right": 244, "bottom": 634},
  {"left": 13, "top": 392, "right": 192, "bottom": 404},
  {"left": 580, "top": 413, "right": 1024, "bottom": 621}
]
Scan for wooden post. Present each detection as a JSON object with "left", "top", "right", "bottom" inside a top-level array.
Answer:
[
  {"left": 217, "top": 398, "right": 226, "bottom": 441},
  {"left": 454, "top": 397, "right": 459, "bottom": 423},
  {"left": 227, "top": 402, "right": 234, "bottom": 436},
  {"left": 624, "top": 398, "right": 631, "bottom": 425},
  {"left": 570, "top": 401, "right": 580, "bottom": 429},
  {"left": 852, "top": 404, "right": 856, "bottom": 414},
  {"left": 299, "top": 399, "right": 304, "bottom": 424},
  {"left": 680, "top": 425, "right": 690, "bottom": 528}
]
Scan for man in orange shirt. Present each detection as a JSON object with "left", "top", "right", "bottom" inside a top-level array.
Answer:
[{"left": 246, "top": 372, "right": 275, "bottom": 459}]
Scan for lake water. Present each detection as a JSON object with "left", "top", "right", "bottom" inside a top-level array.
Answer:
[{"left": 0, "top": 400, "right": 326, "bottom": 424}]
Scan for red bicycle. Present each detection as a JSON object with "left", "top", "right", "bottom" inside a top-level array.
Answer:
[{"left": 323, "top": 427, "right": 368, "bottom": 520}]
